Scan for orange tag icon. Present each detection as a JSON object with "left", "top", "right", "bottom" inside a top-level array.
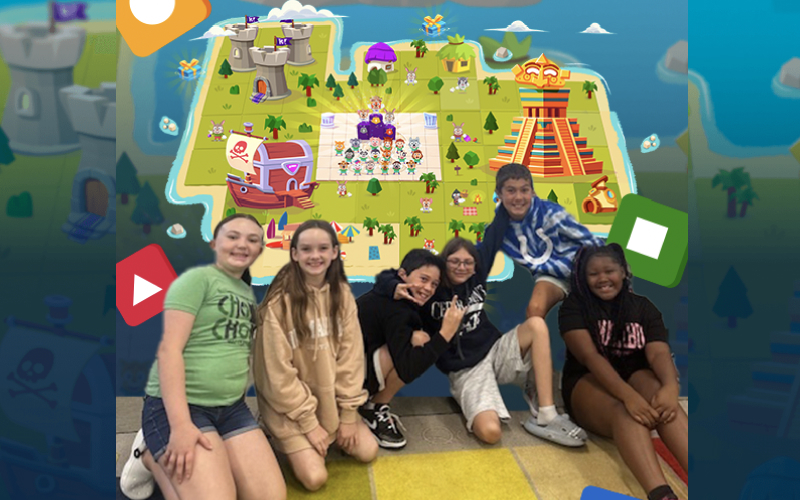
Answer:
[{"left": 117, "top": 0, "right": 212, "bottom": 57}]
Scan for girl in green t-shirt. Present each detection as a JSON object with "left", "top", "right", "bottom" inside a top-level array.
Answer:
[{"left": 121, "top": 214, "right": 286, "bottom": 500}]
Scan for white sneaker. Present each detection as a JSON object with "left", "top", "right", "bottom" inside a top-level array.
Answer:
[{"left": 120, "top": 429, "right": 154, "bottom": 499}]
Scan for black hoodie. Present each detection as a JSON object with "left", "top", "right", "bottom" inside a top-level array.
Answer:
[{"left": 374, "top": 205, "right": 511, "bottom": 374}]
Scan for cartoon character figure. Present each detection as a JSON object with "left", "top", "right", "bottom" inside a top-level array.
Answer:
[
  {"left": 473, "top": 193, "right": 483, "bottom": 205},
  {"left": 420, "top": 198, "right": 432, "bottom": 213},
  {"left": 452, "top": 122, "right": 465, "bottom": 142},
  {"left": 208, "top": 120, "right": 226, "bottom": 141},
  {"left": 369, "top": 137, "right": 381, "bottom": 152},
  {"left": 380, "top": 159, "right": 390, "bottom": 174},
  {"left": 384, "top": 108, "right": 396, "bottom": 126},
  {"left": 381, "top": 138, "right": 393, "bottom": 154},
  {"left": 395, "top": 138, "right": 405, "bottom": 154},
  {"left": 406, "top": 159, "right": 416, "bottom": 175},
  {"left": 358, "top": 148, "right": 369, "bottom": 162},
  {"left": 392, "top": 160, "right": 402, "bottom": 174},
  {"left": 365, "top": 160, "right": 376, "bottom": 175},
  {"left": 452, "top": 189, "right": 468, "bottom": 206},
  {"left": 344, "top": 148, "right": 355, "bottom": 164},
  {"left": 334, "top": 140, "right": 345, "bottom": 156},
  {"left": 357, "top": 109, "right": 370, "bottom": 122},
  {"left": 349, "top": 138, "right": 361, "bottom": 151},
  {"left": 409, "top": 137, "right": 421, "bottom": 152},
  {"left": 369, "top": 95, "right": 383, "bottom": 113},
  {"left": 351, "top": 161, "right": 362, "bottom": 175},
  {"left": 457, "top": 77, "right": 469, "bottom": 91},
  {"left": 423, "top": 238, "right": 438, "bottom": 255},
  {"left": 337, "top": 180, "right": 348, "bottom": 197},
  {"left": 338, "top": 161, "right": 349, "bottom": 175},
  {"left": 370, "top": 149, "right": 381, "bottom": 161},
  {"left": 412, "top": 149, "right": 424, "bottom": 165},
  {"left": 381, "top": 149, "right": 392, "bottom": 160},
  {"left": 405, "top": 67, "right": 417, "bottom": 86},
  {"left": 397, "top": 150, "right": 407, "bottom": 161}
]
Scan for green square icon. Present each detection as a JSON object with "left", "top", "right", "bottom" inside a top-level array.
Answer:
[{"left": 606, "top": 194, "right": 688, "bottom": 288}]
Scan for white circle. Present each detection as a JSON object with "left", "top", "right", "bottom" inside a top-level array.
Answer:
[{"left": 130, "top": 0, "right": 175, "bottom": 25}]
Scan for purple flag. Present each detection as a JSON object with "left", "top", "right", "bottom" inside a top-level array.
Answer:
[
  {"left": 246, "top": 15, "right": 259, "bottom": 23},
  {"left": 275, "top": 37, "right": 292, "bottom": 46},
  {"left": 52, "top": 2, "right": 87, "bottom": 22},
  {"left": 280, "top": 19, "right": 294, "bottom": 23}
]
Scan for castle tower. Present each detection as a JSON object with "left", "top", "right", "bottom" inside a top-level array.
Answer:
[
  {"left": 0, "top": 22, "right": 86, "bottom": 155},
  {"left": 224, "top": 23, "right": 258, "bottom": 72},
  {"left": 59, "top": 82, "right": 116, "bottom": 242},
  {"left": 280, "top": 23, "right": 315, "bottom": 66},
  {"left": 489, "top": 54, "right": 603, "bottom": 177},
  {"left": 249, "top": 46, "right": 291, "bottom": 101}
]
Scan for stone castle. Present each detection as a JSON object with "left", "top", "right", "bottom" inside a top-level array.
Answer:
[
  {"left": 0, "top": 22, "right": 86, "bottom": 155},
  {"left": 224, "top": 23, "right": 258, "bottom": 72},
  {"left": 249, "top": 46, "right": 291, "bottom": 101},
  {"left": 280, "top": 23, "right": 315, "bottom": 66}
]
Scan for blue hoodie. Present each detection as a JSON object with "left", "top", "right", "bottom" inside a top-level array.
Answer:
[{"left": 501, "top": 197, "right": 604, "bottom": 281}]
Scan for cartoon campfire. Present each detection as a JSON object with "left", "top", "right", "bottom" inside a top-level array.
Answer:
[{"left": 225, "top": 132, "right": 319, "bottom": 210}]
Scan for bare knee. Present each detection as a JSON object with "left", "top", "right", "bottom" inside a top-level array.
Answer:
[
  {"left": 297, "top": 467, "right": 328, "bottom": 492},
  {"left": 609, "top": 402, "right": 648, "bottom": 436},
  {"left": 630, "top": 371, "right": 662, "bottom": 401},
  {"left": 378, "top": 345, "right": 394, "bottom": 374},
  {"left": 526, "top": 300, "right": 547, "bottom": 319},
  {"left": 352, "top": 437, "right": 379, "bottom": 463},
  {"left": 473, "top": 414, "right": 502, "bottom": 445}
]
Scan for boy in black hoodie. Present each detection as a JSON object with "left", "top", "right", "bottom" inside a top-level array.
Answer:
[{"left": 357, "top": 249, "right": 465, "bottom": 449}]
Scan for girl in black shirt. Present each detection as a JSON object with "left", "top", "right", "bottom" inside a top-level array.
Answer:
[{"left": 559, "top": 244, "right": 687, "bottom": 500}]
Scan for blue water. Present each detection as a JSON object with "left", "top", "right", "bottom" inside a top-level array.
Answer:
[{"left": 125, "top": 0, "right": 687, "bottom": 155}]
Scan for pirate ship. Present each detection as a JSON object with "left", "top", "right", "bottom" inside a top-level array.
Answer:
[
  {"left": 0, "top": 296, "right": 114, "bottom": 498},
  {"left": 225, "top": 134, "right": 319, "bottom": 210},
  {"left": 489, "top": 54, "right": 603, "bottom": 177}
]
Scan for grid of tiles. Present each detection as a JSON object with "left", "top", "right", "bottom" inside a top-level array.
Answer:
[{"left": 316, "top": 113, "right": 441, "bottom": 182}]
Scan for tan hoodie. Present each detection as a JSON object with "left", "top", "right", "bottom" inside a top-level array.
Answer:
[{"left": 253, "top": 282, "right": 368, "bottom": 454}]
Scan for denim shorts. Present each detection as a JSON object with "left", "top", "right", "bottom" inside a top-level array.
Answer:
[{"left": 141, "top": 395, "right": 259, "bottom": 462}]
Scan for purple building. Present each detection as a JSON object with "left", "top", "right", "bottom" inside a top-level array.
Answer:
[{"left": 365, "top": 42, "right": 397, "bottom": 73}]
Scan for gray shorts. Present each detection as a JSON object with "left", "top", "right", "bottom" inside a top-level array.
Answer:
[{"left": 447, "top": 327, "right": 532, "bottom": 432}]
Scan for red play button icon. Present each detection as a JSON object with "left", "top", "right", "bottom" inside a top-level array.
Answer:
[{"left": 117, "top": 244, "right": 178, "bottom": 326}]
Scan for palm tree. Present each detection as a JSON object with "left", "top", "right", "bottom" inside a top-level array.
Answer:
[
  {"left": 362, "top": 217, "right": 380, "bottom": 236},
  {"left": 491, "top": 81, "right": 501, "bottom": 94},
  {"left": 469, "top": 222, "right": 486, "bottom": 242},
  {"left": 410, "top": 39, "right": 425, "bottom": 58},
  {"left": 385, "top": 228, "right": 397, "bottom": 244},
  {"left": 712, "top": 167, "right": 749, "bottom": 218},
  {"left": 420, "top": 172, "right": 436, "bottom": 193},
  {"left": 404, "top": 216, "right": 420, "bottom": 236},
  {"left": 737, "top": 185, "right": 758, "bottom": 217},
  {"left": 429, "top": 180, "right": 439, "bottom": 193},
  {"left": 483, "top": 76, "right": 498, "bottom": 95},
  {"left": 419, "top": 45, "right": 429, "bottom": 58},
  {"left": 449, "top": 219, "right": 466, "bottom": 237},
  {"left": 583, "top": 80, "right": 598, "bottom": 99},
  {"left": 412, "top": 221, "right": 424, "bottom": 236},
  {"left": 265, "top": 115, "right": 287, "bottom": 140},
  {"left": 379, "top": 224, "right": 393, "bottom": 244},
  {"left": 297, "top": 73, "right": 319, "bottom": 97}
]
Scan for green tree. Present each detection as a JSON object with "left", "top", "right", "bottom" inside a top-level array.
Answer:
[
  {"left": 583, "top": 80, "right": 598, "bottom": 99},
  {"left": 429, "top": 179, "right": 439, "bottom": 193},
  {"left": 464, "top": 151, "right": 480, "bottom": 169},
  {"left": 0, "top": 126, "right": 15, "bottom": 168},
  {"left": 469, "top": 222, "right": 486, "bottom": 242},
  {"left": 379, "top": 223, "right": 393, "bottom": 244},
  {"left": 410, "top": 39, "right": 426, "bottom": 58},
  {"left": 737, "top": 185, "right": 759, "bottom": 217},
  {"left": 712, "top": 266, "right": 752, "bottom": 328},
  {"left": 385, "top": 227, "right": 397, "bottom": 244},
  {"left": 130, "top": 181, "right": 164, "bottom": 235},
  {"left": 419, "top": 45, "right": 429, "bottom": 58},
  {"left": 491, "top": 81, "right": 501, "bottom": 94},
  {"left": 326, "top": 73, "right": 336, "bottom": 90},
  {"left": 412, "top": 221, "right": 424, "bottom": 236},
  {"left": 483, "top": 76, "right": 498, "bottom": 95},
  {"left": 348, "top": 72, "right": 359, "bottom": 89},
  {"left": 362, "top": 216, "right": 380, "bottom": 236},
  {"left": 547, "top": 189, "right": 559, "bottom": 204},
  {"left": 404, "top": 216, "right": 421, "bottom": 236},
  {"left": 116, "top": 152, "right": 141, "bottom": 205},
  {"left": 297, "top": 73, "right": 319, "bottom": 97},
  {"left": 218, "top": 59, "right": 233, "bottom": 78},
  {"left": 265, "top": 115, "right": 287, "bottom": 139},
  {"left": 367, "top": 178, "right": 382, "bottom": 196},
  {"left": 448, "top": 219, "right": 466, "bottom": 238},
  {"left": 428, "top": 76, "right": 444, "bottom": 94},
  {"left": 376, "top": 69, "right": 388, "bottom": 86},
  {"left": 420, "top": 172, "right": 436, "bottom": 193},
  {"left": 712, "top": 167, "right": 749, "bottom": 218},
  {"left": 446, "top": 142, "right": 460, "bottom": 163},
  {"left": 484, "top": 112, "right": 499, "bottom": 134},
  {"left": 333, "top": 84, "right": 344, "bottom": 101}
]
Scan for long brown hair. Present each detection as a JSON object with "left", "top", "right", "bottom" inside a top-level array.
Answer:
[
  {"left": 213, "top": 213, "right": 264, "bottom": 285},
  {"left": 258, "top": 220, "right": 348, "bottom": 342}
]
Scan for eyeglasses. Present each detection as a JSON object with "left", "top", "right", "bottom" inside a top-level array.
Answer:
[{"left": 447, "top": 259, "right": 475, "bottom": 269}]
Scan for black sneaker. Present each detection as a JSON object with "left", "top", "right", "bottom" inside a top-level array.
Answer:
[{"left": 359, "top": 404, "right": 407, "bottom": 449}]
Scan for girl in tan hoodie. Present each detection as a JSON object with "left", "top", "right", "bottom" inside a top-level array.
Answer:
[{"left": 254, "top": 220, "right": 378, "bottom": 491}]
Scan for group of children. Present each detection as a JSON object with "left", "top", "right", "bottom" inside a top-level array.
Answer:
[{"left": 120, "top": 164, "right": 688, "bottom": 500}]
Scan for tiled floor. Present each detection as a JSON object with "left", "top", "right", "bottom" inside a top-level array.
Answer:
[{"left": 316, "top": 113, "right": 441, "bottom": 182}]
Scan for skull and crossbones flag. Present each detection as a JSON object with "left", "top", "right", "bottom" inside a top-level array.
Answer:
[
  {"left": 225, "top": 134, "right": 262, "bottom": 174},
  {"left": 0, "top": 324, "right": 98, "bottom": 441}
]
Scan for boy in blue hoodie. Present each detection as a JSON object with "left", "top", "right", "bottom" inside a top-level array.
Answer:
[{"left": 496, "top": 163, "right": 604, "bottom": 319}]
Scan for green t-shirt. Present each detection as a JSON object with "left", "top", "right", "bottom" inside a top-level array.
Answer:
[{"left": 145, "top": 265, "right": 257, "bottom": 407}]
